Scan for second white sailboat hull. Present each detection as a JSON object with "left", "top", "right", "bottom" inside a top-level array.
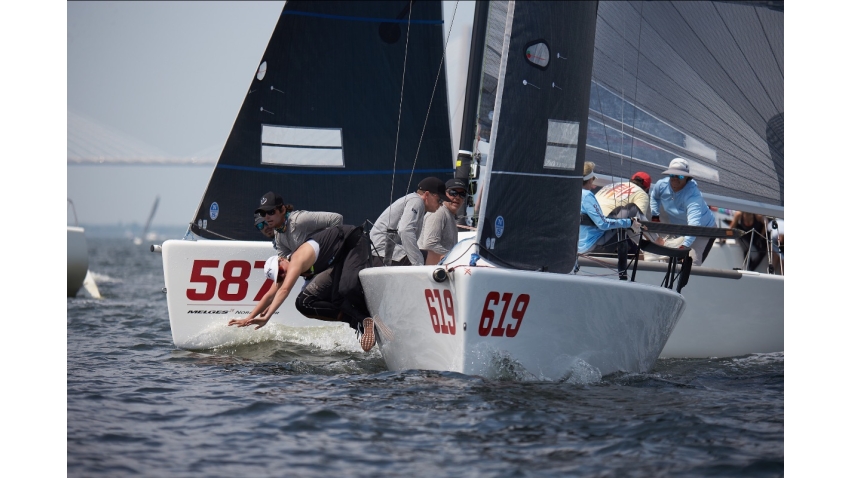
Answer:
[
  {"left": 360, "top": 263, "right": 686, "bottom": 380},
  {"left": 578, "top": 256, "right": 784, "bottom": 358}
]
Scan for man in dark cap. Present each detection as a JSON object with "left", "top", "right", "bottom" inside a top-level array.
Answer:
[
  {"left": 254, "top": 190, "right": 342, "bottom": 273},
  {"left": 369, "top": 176, "right": 448, "bottom": 266},
  {"left": 418, "top": 178, "right": 468, "bottom": 265}
]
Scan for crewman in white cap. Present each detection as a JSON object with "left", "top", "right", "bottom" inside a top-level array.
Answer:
[{"left": 649, "top": 158, "right": 716, "bottom": 266}]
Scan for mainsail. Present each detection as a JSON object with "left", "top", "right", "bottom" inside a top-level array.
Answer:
[
  {"left": 475, "top": 1, "right": 599, "bottom": 273},
  {"left": 190, "top": 1, "right": 454, "bottom": 240},
  {"left": 587, "top": 1, "right": 784, "bottom": 216}
]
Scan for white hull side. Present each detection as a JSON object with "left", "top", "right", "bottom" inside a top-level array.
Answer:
[
  {"left": 360, "top": 265, "right": 685, "bottom": 379},
  {"left": 578, "top": 257, "right": 784, "bottom": 358},
  {"left": 68, "top": 226, "right": 89, "bottom": 297},
  {"left": 161, "top": 240, "right": 344, "bottom": 349}
]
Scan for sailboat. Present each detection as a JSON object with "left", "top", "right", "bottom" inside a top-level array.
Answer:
[
  {"left": 134, "top": 195, "right": 160, "bottom": 246},
  {"left": 157, "top": 1, "right": 455, "bottom": 349},
  {"left": 360, "top": 1, "right": 687, "bottom": 379},
  {"left": 574, "top": 0, "right": 784, "bottom": 358},
  {"left": 68, "top": 199, "right": 101, "bottom": 299}
]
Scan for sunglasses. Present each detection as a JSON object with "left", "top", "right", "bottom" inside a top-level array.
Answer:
[
  {"left": 447, "top": 189, "right": 467, "bottom": 199},
  {"left": 257, "top": 208, "right": 278, "bottom": 217},
  {"left": 255, "top": 220, "right": 268, "bottom": 231},
  {"left": 669, "top": 175, "right": 686, "bottom": 180}
]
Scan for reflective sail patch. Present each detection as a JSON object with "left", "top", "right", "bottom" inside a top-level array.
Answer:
[
  {"left": 261, "top": 125, "right": 344, "bottom": 167},
  {"left": 525, "top": 41, "right": 549, "bottom": 69},
  {"left": 543, "top": 120, "right": 579, "bottom": 170}
]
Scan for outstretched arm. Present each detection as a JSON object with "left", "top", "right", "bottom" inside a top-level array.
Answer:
[{"left": 228, "top": 244, "right": 318, "bottom": 329}]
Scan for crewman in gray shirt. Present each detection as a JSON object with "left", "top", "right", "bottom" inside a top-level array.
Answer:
[
  {"left": 369, "top": 177, "right": 448, "bottom": 266},
  {"left": 418, "top": 178, "right": 468, "bottom": 265},
  {"left": 254, "top": 191, "right": 342, "bottom": 274}
]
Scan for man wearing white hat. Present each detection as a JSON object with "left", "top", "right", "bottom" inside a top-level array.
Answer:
[{"left": 649, "top": 158, "right": 716, "bottom": 266}]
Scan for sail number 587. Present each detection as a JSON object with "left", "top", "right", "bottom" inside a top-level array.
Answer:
[{"left": 186, "top": 260, "right": 273, "bottom": 301}]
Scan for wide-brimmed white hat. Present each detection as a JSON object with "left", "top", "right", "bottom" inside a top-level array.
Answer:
[
  {"left": 661, "top": 158, "right": 690, "bottom": 176},
  {"left": 264, "top": 255, "right": 280, "bottom": 282}
]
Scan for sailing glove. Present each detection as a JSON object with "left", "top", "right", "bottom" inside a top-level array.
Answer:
[{"left": 629, "top": 217, "right": 643, "bottom": 235}]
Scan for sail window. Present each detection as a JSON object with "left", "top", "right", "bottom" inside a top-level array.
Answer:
[
  {"left": 543, "top": 119, "right": 579, "bottom": 170},
  {"left": 524, "top": 40, "right": 550, "bottom": 69},
  {"left": 261, "top": 125, "right": 344, "bottom": 167},
  {"left": 256, "top": 61, "right": 267, "bottom": 81},
  {"left": 586, "top": 119, "right": 719, "bottom": 182},
  {"left": 589, "top": 82, "right": 717, "bottom": 163}
]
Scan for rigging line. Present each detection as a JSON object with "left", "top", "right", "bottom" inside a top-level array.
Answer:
[
  {"left": 618, "top": 2, "right": 626, "bottom": 171},
  {"left": 626, "top": 0, "right": 646, "bottom": 182},
  {"left": 390, "top": 0, "right": 414, "bottom": 209},
  {"left": 407, "top": 0, "right": 459, "bottom": 194},
  {"left": 712, "top": 2, "right": 782, "bottom": 115}
]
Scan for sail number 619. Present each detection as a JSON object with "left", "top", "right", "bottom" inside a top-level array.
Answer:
[{"left": 479, "top": 292, "right": 529, "bottom": 337}]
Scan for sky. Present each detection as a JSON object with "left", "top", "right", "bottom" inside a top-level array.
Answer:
[{"left": 66, "top": 1, "right": 475, "bottom": 228}]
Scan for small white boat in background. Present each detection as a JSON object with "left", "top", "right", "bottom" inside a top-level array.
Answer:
[
  {"left": 133, "top": 195, "right": 160, "bottom": 246},
  {"left": 68, "top": 199, "right": 101, "bottom": 299},
  {"left": 67, "top": 225, "right": 89, "bottom": 297}
]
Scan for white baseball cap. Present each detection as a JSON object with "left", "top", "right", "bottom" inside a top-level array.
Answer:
[{"left": 264, "top": 255, "right": 280, "bottom": 282}]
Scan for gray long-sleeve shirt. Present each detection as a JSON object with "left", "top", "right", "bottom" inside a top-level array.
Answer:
[
  {"left": 274, "top": 210, "right": 342, "bottom": 258},
  {"left": 417, "top": 205, "right": 458, "bottom": 256},
  {"left": 369, "top": 192, "right": 425, "bottom": 265}
]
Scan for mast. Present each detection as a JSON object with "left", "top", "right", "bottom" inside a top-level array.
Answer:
[{"left": 454, "top": 1, "right": 489, "bottom": 183}]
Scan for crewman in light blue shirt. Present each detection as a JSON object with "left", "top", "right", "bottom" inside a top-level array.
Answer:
[
  {"left": 650, "top": 158, "right": 716, "bottom": 266},
  {"left": 578, "top": 162, "right": 643, "bottom": 279}
]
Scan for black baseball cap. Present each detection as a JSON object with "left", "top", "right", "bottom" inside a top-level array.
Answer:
[
  {"left": 445, "top": 178, "right": 468, "bottom": 191},
  {"left": 417, "top": 177, "right": 449, "bottom": 201},
  {"left": 255, "top": 191, "right": 284, "bottom": 214}
]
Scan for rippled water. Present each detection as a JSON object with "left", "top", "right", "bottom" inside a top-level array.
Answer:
[{"left": 67, "top": 238, "right": 784, "bottom": 477}]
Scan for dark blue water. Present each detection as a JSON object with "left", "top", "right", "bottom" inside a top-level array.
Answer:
[{"left": 68, "top": 238, "right": 783, "bottom": 477}]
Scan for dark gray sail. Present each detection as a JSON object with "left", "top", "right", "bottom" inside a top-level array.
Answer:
[
  {"left": 587, "top": 1, "right": 784, "bottom": 213},
  {"left": 476, "top": 1, "right": 598, "bottom": 273},
  {"left": 190, "top": 1, "right": 453, "bottom": 240}
]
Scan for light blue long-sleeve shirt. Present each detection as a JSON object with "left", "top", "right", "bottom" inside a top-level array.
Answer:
[
  {"left": 578, "top": 189, "right": 631, "bottom": 253},
  {"left": 649, "top": 177, "right": 715, "bottom": 248}
]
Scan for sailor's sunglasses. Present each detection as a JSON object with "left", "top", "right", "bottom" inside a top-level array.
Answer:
[
  {"left": 257, "top": 208, "right": 278, "bottom": 217},
  {"left": 447, "top": 189, "right": 467, "bottom": 199},
  {"left": 669, "top": 175, "right": 685, "bottom": 180},
  {"left": 255, "top": 220, "right": 268, "bottom": 231}
]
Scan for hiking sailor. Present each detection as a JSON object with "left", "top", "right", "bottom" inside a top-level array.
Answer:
[{"left": 369, "top": 177, "right": 448, "bottom": 266}]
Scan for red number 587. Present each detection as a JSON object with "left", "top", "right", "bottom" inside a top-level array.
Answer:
[{"left": 186, "top": 259, "right": 272, "bottom": 302}]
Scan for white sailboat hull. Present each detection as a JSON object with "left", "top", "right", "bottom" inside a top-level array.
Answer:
[
  {"left": 161, "top": 240, "right": 344, "bottom": 349},
  {"left": 359, "top": 255, "right": 686, "bottom": 379},
  {"left": 68, "top": 226, "right": 89, "bottom": 297},
  {"left": 579, "top": 243, "right": 783, "bottom": 358}
]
